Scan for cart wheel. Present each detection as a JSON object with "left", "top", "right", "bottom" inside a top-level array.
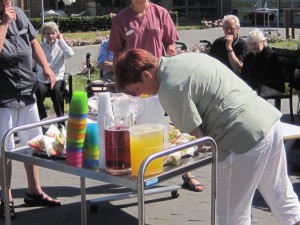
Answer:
[
  {"left": 171, "top": 190, "right": 179, "bottom": 198},
  {"left": 90, "top": 204, "right": 98, "bottom": 213}
]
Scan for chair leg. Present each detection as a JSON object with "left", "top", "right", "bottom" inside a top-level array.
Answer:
[
  {"left": 274, "top": 99, "right": 281, "bottom": 110},
  {"left": 290, "top": 96, "right": 294, "bottom": 124},
  {"left": 297, "top": 90, "right": 300, "bottom": 115}
]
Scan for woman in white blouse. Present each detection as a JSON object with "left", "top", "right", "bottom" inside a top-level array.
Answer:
[{"left": 35, "top": 21, "right": 74, "bottom": 123}]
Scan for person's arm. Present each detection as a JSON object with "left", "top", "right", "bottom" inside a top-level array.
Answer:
[
  {"left": 227, "top": 50, "right": 243, "bottom": 74},
  {"left": 165, "top": 44, "right": 177, "bottom": 56},
  {"left": 161, "top": 8, "right": 179, "bottom": 57},
  {"left": 57, "top": 33, "right": 74, "bottom": 59},
  {"left": 190, "top": 126, "right": 206, "bottom": 151},
  {"left": 99, "top": 61, "right": 113, "bottom": 72},
  {"left": 225, "top": 35, "right": 243, "bottom": 73},
  {"left": 190, "top": 126, "right": 204, "bottom": 139},
  {"left": 31, "top": 39, "right": 56, "bottom": 89},
  {"left": 0, "top": 6, "right": 16, "bottom": 51},
  {"left": 0, "top": 23, "right": 9, "bottom": 52}
]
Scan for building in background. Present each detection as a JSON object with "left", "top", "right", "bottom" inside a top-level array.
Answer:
[
  {"left": 12, "top": 0, "right": 300, "bottom": 26},
  {"left": 232, "top": 0, "right": 300, "bottom": 26}
]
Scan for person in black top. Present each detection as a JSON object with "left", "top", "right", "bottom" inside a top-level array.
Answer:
[
  {"left": 240, "top": 28, "right": 284, "bottom": 92},
  {"left": 209, "top": 15, "right": 247, "bottom": 74},
  {"left": 0, "top": 0, "right": 61, "bottom": 219}
]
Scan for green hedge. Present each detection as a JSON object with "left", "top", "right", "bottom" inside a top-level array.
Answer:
[{"left": 30, "top": 11, "right": 178, "bottom": 32}]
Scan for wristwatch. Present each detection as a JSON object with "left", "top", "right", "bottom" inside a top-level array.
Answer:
[{"left": 227, "top": 49, "right": 233, "bottom": 53}]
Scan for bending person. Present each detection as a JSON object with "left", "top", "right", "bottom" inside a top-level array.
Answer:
[
  {"left": 114, "top": 48, "right": 300, "bottom": 225},
  {"left": 0, "top": 0, "right": 61, "bottom": 219}
]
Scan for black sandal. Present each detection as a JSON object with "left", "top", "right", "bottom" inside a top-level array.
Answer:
[
  {"left": 182, "top": 174, "right": 204, "bottom": 192},
  {"left": 24, "top": 192, "right": 61, "bottom": 207},
  {"left": 0, "top": 198, "right": 16, "bottom": 219}
]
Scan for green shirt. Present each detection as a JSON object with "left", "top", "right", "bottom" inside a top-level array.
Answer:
[{"left": 157, "top": 53, "right": 282, "bottom": 161}]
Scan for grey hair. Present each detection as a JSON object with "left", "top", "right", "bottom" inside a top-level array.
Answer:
[
  {"left": 41, "top": 21, "right": 60, "bottom": 35},
  {"left": 247, "top": 29, "right": 267, "bottom": 46},
  {"left": 222, "top": 15, "right": 240, "bottom": 28}
]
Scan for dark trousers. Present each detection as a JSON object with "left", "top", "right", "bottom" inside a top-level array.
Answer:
[{"left": 35, "top": 80, "right": 65, "bottom": 121}]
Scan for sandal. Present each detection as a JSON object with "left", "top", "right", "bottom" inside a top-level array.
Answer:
[
  {"left": 0, "top": 198, "right": 16, "bottom": 219},
  {"left": 182, "top": 174, "right": 204, "bottom": 192},
  {"left": 24, "top": 192, "right": 61, "bottom": 207}
]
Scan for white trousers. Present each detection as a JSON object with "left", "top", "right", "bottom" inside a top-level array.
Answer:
[
  {"left": 217, "top": 120, "right": 300, "bottom": 225},
  {"left": 0, "top": 104, "right": 42, "bottom": 155}
]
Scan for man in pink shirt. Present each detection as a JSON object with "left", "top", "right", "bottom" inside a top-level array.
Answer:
[{"left": 109, "top": 0, "right": 179, "bottom": 64}]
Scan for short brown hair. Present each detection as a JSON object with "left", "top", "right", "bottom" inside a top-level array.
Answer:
[{"left": 115, "top": 49, "right": 159, "bottom": 90}]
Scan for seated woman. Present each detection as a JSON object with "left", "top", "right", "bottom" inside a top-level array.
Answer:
[
  {"left": 240, "top": 29, "right": 284, "bottom": 93},
  {"left": 35, "top": 22, "right": 74, "bottom": 123}
]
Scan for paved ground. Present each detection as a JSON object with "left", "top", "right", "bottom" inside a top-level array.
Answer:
[{"left": 3, "top": 28, "right": 300, "bottom": 225}]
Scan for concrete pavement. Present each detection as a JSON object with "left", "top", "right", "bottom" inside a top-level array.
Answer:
[{"left": 4, "top": 27, "right": 300, "bottom": 225}]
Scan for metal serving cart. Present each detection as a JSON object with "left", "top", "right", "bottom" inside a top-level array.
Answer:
[{"left": 1, "top": 116, "right": 217, "bottom": 225}]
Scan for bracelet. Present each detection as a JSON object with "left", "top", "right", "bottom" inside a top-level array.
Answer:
[{"left": 227, "top": 49, "right": 233, "bottom": 53}]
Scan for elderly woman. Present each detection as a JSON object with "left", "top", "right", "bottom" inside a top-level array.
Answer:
[
  {"left": 35, "top": 21, "right": 74, "bottom": 124},
  {"left": 240, "top": 29, "right": 284, "bottom": 92}
]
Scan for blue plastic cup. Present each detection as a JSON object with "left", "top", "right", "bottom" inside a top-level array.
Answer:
[{"left": 85, "top": 123, "right": 99, "bottom": 146}]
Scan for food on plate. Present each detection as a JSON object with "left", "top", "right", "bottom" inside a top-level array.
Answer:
[
  {"left": 28, "top": 135, "right": 57, "bottom": 156},
  {"left": 168, "top": 125, "right": 181, "bottom": 144},
  {"left": 28, "top": 125, "right": 66, "bottom": 157},
  {"left": 53, "top": 133, "right": 66, "bottom": 155},
  {"left": 45, "top": 124, "right": 61, "bottom": 137},
  {"left": 164, "top": 126, "right": 197, "bottom": 165}
]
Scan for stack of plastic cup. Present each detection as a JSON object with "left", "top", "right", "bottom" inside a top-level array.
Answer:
[
  {"left": 84, "top": 123, "right": 99, "bottom": 168},
  {"left": 66, "top": 91, "right": 88, "bottom": 167}
]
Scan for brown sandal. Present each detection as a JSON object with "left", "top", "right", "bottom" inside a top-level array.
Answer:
[{"left": 182, "top": 174, "right": 204, "bottom": 192}]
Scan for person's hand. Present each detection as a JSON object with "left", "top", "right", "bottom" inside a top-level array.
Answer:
[
  {"left": 99, "top": 61, "right": 113, "bottom": 72},
  {"left": 166, "top": 45, "right": 177, "bottom": 57},
  {"left": 0, "top": 6, "right": 16, "bottom": 25},
  {"left": 43, "top": 67, "right": 56, "bottom": 89},
  {"left": 57, "top": 33, "right": 63, "bottom": 40},
  {"left": 225, "top": 34, "right": 234, "bottom": 50}
]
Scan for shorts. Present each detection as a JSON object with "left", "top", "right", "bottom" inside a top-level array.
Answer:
[{"left": 0, "top": 104, "right": 42, "bottom": 156}]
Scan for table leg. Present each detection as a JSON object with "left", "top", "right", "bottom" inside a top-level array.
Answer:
[{"left": 80, "top": 177, "right": 87, "bottom": 225}]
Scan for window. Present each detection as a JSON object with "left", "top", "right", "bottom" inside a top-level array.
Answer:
[{"left": 174, "top": 0, "right": 186, "bottom": 6}]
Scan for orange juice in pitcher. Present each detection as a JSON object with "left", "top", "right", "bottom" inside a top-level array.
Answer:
[{"left": 130, "top": 124, "right": 165, "bottom": 177}]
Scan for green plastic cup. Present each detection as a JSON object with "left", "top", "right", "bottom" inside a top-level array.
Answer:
[{"left": 69, "top": 91, "right": 88, "bottom": 114}]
